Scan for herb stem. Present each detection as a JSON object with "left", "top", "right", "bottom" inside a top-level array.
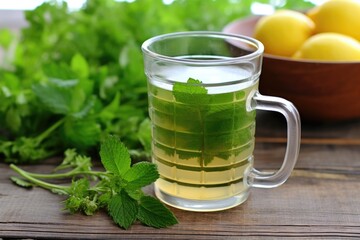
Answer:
[
  {"left": 26, "top": 170, "right": 107, "bottom": 179},
  {"left": 35, "top": 118, "right": 65, "bottom": 145},
  {"left": 10, "top": 164, "right": 69, "bottom": 192}
]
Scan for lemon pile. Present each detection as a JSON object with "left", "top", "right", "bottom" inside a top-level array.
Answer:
[{"left": 253, "top": 0, "right": 360, "bottom": 61}]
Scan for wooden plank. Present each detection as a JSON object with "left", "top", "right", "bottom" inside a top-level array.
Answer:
[
  {"left": 1, "top": 142, "right": 360, "bottom": 239},
  {"left": 1, "top": 176, "right": 359, "bottom": 239},
  {"left": 254, "top": 143, "right": 360, "bottom": 171}
]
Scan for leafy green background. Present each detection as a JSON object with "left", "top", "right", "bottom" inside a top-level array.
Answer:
[{"left": 0, "top": 0, "right": 314, "bottom": 163}]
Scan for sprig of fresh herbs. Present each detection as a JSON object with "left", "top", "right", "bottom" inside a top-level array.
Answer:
[{"left": 10, "top": 135, "right": 178, "bottom": 229}]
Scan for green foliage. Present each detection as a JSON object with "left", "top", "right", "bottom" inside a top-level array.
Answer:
[
  {"left": 10, "top": 135, "right": 178, "bottom": 229},
  {"left": 0, "top": 0, "right": 257, "bottom": 163},
  {"left": 0, "top": 0, "right": 314, "bottom": 163}
]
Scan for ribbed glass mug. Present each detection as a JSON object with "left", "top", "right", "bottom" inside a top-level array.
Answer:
[{"left": 141, "top": 32, "right": 301, "bottom": 212}]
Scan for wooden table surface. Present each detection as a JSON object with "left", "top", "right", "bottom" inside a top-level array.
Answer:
[
  {"left": 1, "top": 9, "right": 360, "bottom": 240},
  {"left": 1, "top": 112, "right": 360, "bottom": 239}
]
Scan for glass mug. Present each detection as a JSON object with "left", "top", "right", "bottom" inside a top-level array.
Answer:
[{"left": 141, "top": 32, "right": 301, "bottom": 212}]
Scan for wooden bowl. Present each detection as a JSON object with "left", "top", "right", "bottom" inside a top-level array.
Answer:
[{"left": 223, "top": 16, "right": 360, "bottom": 122}]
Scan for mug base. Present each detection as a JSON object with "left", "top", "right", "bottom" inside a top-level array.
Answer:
[{"left": 154, "top": 186, "right": 250, "bottom": 212}]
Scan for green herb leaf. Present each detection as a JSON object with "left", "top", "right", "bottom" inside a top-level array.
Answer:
[
  {"left": 124, "top": 162, "right": 159, "bottom": 190},
  {"left": 10, "top": 176, "right": 33, "bottom": 188},
  {"left": 137, "top": 196, "right": 178, "bottom": 228},
  {"left": 108, "top": 190, "right": 138, "bottom": 229},
  {"left": 5, "top": 107, "right": 21, "bottom": 132},
  {"left": 63, "top": 117, "right": 101, "bottom": 149},
  {"left": 9, "top": 137, "right": 52, "bottom": 163},
  {"left": 100, "top": 135, "right": 131, "bottom": 175},
  {"left": 32, "top": 83, "right": 72, "bottom": 115},
  {"left": 71, "top": 96, "right": 95, "bottom": 119},
  {"left": 173, "top": 78, "right": 210, "bottom": 105},
  {"left": 71, "top": 53, "right": 89, "bottom": 79},
  {"left": 64, "top": 178, "right": 99, "bottom": 215}
]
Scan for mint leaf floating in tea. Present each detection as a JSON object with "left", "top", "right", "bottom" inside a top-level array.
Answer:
[
  {"left": 173, "top": 78, "right": 210, "bottom": 105},
  {"left": 10, "top": 135, "right": 178, "bottom": 229}
]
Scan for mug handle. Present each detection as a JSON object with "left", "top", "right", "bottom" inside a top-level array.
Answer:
[{"left": 246, "top": 92, "right": 301, "bottom": 188}]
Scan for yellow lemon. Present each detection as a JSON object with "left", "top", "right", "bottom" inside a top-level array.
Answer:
[
  {"left": 253, "top": 10, "right": 315, "bottom": 57},
  {"left": 307, "top": 0, "right": 360, "bottom": 41},
  {"left": 292, "top": 32, "right": 360, "bottom": 61}
]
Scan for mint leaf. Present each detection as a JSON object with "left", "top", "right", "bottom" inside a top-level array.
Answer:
[
  {"left": 32, "top": 83, "right": 72, "bottom": 115},
  {"left": 100, "top": 135, "right": 131, "bottom": 175},
  {"left": 125, "top": 189, "right": 144, "bottom": 201},
  {"left": 137, "top": 196, "right": 178, "bottom": 228},
  {"left": 124, "top": 162, "right": 159, "bottom": 190},
  {"left": 98, "top": 92, "right": 121, "bottom": 124},
  {"left": 108, "top": 190, "right": 138, "bottom": 229},
  {"left": 63, "top": 117, "right": 101, "bottom": 149},
  {"left": 43, "top": 63, "right": 77, "bottom": 80},
  {"left": 70, "top": 96, "right": 96, "bottom": 119},
  {"left": 173, "top": 78, "right": 210, "bottom": 105},
  {"left": 71, "top": 53, "right": 89, "bottom": 79}
]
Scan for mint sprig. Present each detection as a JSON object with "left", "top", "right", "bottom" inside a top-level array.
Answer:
[{"left": 10, "top": 135, "right": 178, "bottom": 229}]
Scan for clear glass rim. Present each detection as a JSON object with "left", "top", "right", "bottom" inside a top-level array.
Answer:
[{"left": 141, "top": 31, "right": 264, "bottom": 65}]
